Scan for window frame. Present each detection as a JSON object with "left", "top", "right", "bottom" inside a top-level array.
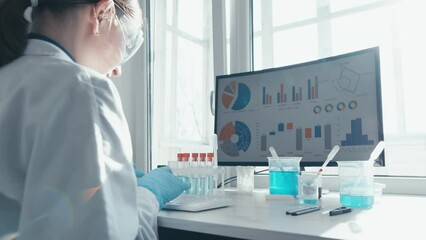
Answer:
[
  {"left": 145, "top": 0, "right": 426, "bottom": 194},
  {"left": 216, "top": 0, "right": 426, "bottom": 194},
  {"left": 150, "top": 0, "right": 215, "bottom": 168}
]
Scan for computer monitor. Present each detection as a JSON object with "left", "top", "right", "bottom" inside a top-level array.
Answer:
[{"left": 214, "top": 47, "right": 384, "bottom": 167}]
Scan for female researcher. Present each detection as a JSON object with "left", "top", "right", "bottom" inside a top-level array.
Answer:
[{"left": 0, "top": 0, "right": 189, "bottom": 239}]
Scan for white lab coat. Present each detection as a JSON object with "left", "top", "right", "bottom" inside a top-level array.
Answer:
[{"left": 0, "top": 39, "right": 159, "bottom": 240}]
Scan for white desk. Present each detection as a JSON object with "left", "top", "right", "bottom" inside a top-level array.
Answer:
[{"left": 158, "top": 189, "right": 426, "bottom": 240}]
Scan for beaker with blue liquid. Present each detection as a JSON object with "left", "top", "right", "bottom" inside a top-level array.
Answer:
[
  {"left": 298, "top": 171, "right": 319, "bottom": 205},
  {"left": 338, "top": 160, "right": 374, "bottom": 208},
  {"left": 268, "top": 157, "right": 302, "bottom": 196}
]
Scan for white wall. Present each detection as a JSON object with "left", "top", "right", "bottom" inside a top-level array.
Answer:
[
  {"left": 111, "top": 44, "right": 150, "bottom": 171},
  {"left": 112, "top": 65, "right": 134, "bottom": 133},
  {"left": 110, "top": 0, "right": 150, "bottom": 172}
]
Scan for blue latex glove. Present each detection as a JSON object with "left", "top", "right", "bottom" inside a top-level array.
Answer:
[
  {"left": 137, "top": 167, "right": 191, "bottom": 208},
  {"left": 133, "top": 164, "right": 145, "bottom": 178}
]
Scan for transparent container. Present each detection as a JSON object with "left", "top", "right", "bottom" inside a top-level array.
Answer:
[
  {"left": 338, "top": 160, "right": 374, "bottom": 208},
  {"left": 169, "top": 161, "right": 225, "bottom": 196},
  {"left": 236, "top": 166, "right": 254, "bottom": 193},
  {"left": 298, "top": 171, "right": 319, "bottom": 205},
  {"left": 268, "top": 157, "right": 302, "bottom": 196}
]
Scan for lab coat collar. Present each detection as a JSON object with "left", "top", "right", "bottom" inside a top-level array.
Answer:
[{"left": 25, "top": 34, "right": 76, "bottom": 63}]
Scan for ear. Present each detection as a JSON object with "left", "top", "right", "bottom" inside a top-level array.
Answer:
[
  {"left": 105, "top": 66, "right": 122, "bottom": 78},
  {"left": 92, "top": 6, "right": 100, "bottom": 36},
  {"left": 112, "top": 66, "right": 122, "bottom": 77},
  {"left": 91, "top": 0, "right": 114, "bottom": 36}
]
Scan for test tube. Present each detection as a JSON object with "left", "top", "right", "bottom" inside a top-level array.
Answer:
[
  {"left": 182, "top": 153, "right": 190, "bottom": 194},
  {"left": 177, "top": 153, "right": 183, "bottom": 169},
  {"left": 182, "top": 153, "right": 190, "bottom": 168},
  {"left": 175, "top": 153, "right": 183, "bottom": 181},
  {"left": 207, "top": 153, "right": 214, "bottom": 194},
  {"left": 190, "top": 153, "right": 199, "bottom": 195},
  {"left": 207, "top": 153, "right": 214, "bottom": 167},
  {"left": 199, "top": 153, "right": 206, "bottom": 167},
  {"left": 199, "top": 153, "right": 207, "bottom": 195},
  {"left": 191, "top": 153, "right": 199, "bottom": 167}
]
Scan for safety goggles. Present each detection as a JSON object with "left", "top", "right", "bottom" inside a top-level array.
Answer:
[{"left": 113, "top": 1, "right": 144, "bottom": 64}]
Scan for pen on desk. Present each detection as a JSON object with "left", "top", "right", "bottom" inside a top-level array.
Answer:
[
  {"left": 286, "top": 206, "right": 321, "bottom": 216},
  {"left": 292, "top": 206, "right": 321, "bottom": 216},
  {"left": 286, "top": 206, "right": 316, "bottom": 215},
  {"left": 329, "top": 207, "right": 352, "bottom": 216}
]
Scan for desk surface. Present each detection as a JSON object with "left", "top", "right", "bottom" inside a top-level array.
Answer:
[{"left": 158, "top": 189, "right": 426, "bottom": 240}]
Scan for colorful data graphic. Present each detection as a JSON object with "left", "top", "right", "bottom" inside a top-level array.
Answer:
[
  {"left": 341, "top": 118, "right": 374, "bottom": 146},
  {"left": 260, "top": 122, "right": 332, "bottom": 153},
  {"left": 219, "top": 121, "right": 251, "bottom": 157},
  {"left": 262, "top": 87, "right": 274, "bottom": 105},
  {"left": 307, "top": 77, "right": 319, "bottom": 100},
  {"left": 222, "top": 81, "right": 251, "bottom": 110},
  {"left": 215, "top": 48, "right": 382, "bottom": 164},
  {"left": 262, "top": 76, "right": 319, "bottom": 105},
  {"left": 261, "top": 118, "right": 374, "bottom": 155}
]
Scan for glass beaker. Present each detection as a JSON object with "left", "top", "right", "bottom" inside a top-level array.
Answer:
[
  {"left": 268, "top": 157, "right": 302, "bottom": 196},
  {"left": 236, "top": 166, "right": 255, "bottom": 193},
  {"left": 337, "top": 160, "right": 374, "bottom": 208},
  {"left": 298, "top": 171, "right": 319, "bottom": 205}
]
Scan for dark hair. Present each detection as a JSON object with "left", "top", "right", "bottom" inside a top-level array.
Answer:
[
  {"left": 0, "top": 0, "right": 31, "bottom": 67},
  {"left": 0, "top": 0, "right": 103, "bottom": 67}
]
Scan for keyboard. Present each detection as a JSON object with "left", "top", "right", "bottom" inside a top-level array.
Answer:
[{"left": 163, "top": 194, "right": 233, "bottom": 212}]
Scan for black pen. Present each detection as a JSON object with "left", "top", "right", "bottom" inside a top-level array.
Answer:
[
  {"left": 286, "top": 206, "right": 315, "bottom": 215},
  {"left": 286, "top": 206, "right": 321, "bottom": 216},
  {"left": 329, "top": 207, "right": 352, "bottom": 216}
]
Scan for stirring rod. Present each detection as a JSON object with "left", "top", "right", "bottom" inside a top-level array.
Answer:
[{"left": 269, "top": 146, "right": 279, "bottom": 159}]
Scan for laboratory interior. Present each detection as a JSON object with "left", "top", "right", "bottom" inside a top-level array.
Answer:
[{"left": 1, "top": 0, "right": 426, "bottom": 240}]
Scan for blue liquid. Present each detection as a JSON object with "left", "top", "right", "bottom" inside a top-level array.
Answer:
[
  {"left": 207, "top": 175, "right": 214, "bottom": 195},
  {"left": 191, "top": 177, "right": 199, "bottom": 195},
  {"left": 269, "top": 171, "right": 298, "bottom": 196},
  {"left": 182, "top": 176, "right": 191, "bottom": 194},
  {"left": 300, "top": 199, "right": 318, "bottom": 205},
  {"left": 199, "top": 177, "right": 206, "bottom": 195},
  {"left": 340, "top": 194, "right": 374, "bottom": 208}
]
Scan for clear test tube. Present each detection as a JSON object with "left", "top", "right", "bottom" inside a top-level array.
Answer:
[
  {"left": 207, "top": 153, "right": 215, "bottom": 194},
  {"left": 182, "top": 153, "right": 190, "bottom": 194},
  {"left": 174, "top": 153, "right": 183, "bottom": 180},
  {"left": 177, "top": 153, "right": 183, "bottom": 169},
  {"left": 207, "top": 153, "right": 214, "bottom": 166},
  {"left": 191, "top": 153, "right": 199, "bottom": 167},
  {"left": 190, "top": 153, "right": 199, "bottom": 195},
  {"left": 182, "top": 153, "right": 190, "bottom": 168},
  {"left": 199, "top": 153, "right": 207, "bottom": 195},
  {"left": 199, "top": 153, "right": 206, "bottom": 167}
]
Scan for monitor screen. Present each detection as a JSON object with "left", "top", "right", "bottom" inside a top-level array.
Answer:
[{"left": 214, "top": 47, "right": 384, "bottom": 167}]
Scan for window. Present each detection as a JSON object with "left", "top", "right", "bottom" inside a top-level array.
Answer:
[
  {"left": 253, "top": 0, "right": 426, "bottom": 176},
  {"left": 148, "top": 0, "right": 426, "bottom": 178},
  {"left": 151, "top": 0, "right": 214, "bottom": 167}
]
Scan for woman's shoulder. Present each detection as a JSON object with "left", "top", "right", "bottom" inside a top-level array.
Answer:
[
  {"left": 39, "top": 57, "right": 111, "bottom": 89},
  {"left": 0, "top": 54, "right": 121, "bottom": 111},
  {"left": 30, "top": 55, "right": 117, "bottom": 97}
]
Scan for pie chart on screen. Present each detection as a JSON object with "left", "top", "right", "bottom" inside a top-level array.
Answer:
[
  {"left": 222, "top": 81, "right": 251, "bottom": 110},
  {"left": 219, "top": 121, "right": 251, "bottom": 157}
]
